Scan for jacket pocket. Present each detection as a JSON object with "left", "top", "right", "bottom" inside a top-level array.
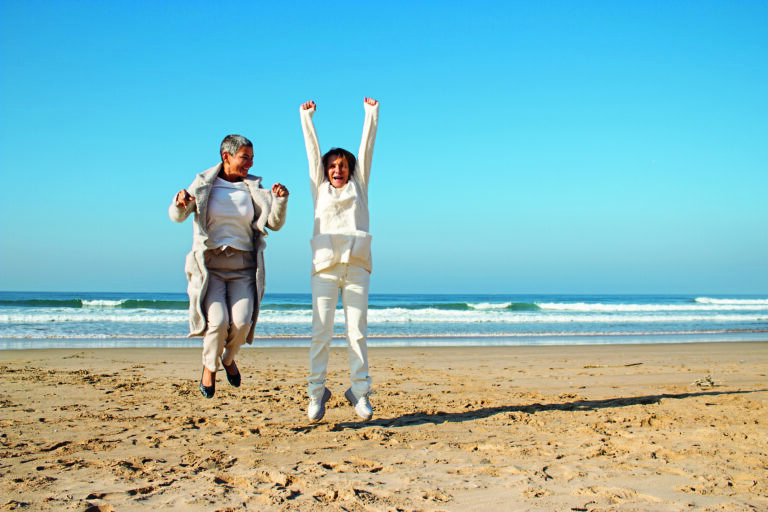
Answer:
[
  {"left": 350, "top": 232, "right": 372, "bottom": 262},
  {"left": 310, "top": 234, "right": 336, "bottom": 267},
  {"left": 185, "top": 251, "right": 203, "bottom": 289}
]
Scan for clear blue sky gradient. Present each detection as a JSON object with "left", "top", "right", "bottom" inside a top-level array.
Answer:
[{"left": 1, "top": 0, "right": 766, "bottom": 294}]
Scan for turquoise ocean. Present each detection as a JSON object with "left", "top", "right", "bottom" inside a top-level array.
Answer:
[{"left": 1, "top": 291, "right": 767, "bottom": 350}]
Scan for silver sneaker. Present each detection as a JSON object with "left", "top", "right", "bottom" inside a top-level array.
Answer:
[
  {"left": 308, "top": 387, "right": 331, "bottom": 422},
  {"left": 345, "top": 387, "right": 373, "bottom": 420}
]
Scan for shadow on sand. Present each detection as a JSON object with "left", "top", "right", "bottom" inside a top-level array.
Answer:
[{"left": 329, "top": 388, "right": 766, "bottom": 431}]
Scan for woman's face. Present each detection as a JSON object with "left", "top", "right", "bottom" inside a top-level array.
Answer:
[
  {"left": 221, "top": 146, "right": 254, "bottom": 182},
  {"left": 326, "top": 155, "right": 350, "bottom": 189}
]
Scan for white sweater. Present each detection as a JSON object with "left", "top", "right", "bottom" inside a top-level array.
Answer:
[
  {"left": 301, "top": 102, "right": 379, "bottom": 274},
  {"left": 206, "top": 178, "right": 255, "bottom": 251}
]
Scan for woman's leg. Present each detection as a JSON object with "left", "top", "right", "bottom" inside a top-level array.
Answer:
[
  {"left": 308, "top": 267, "right": 341, "bottom": 400},
  {"left": 221, "top": 252, "right": 256, "bottom": 366},
  {"left": 341, "top": 265, "right": 371, "bottom": 398},
  {"left": 202, "top": 269, "right": 229, "bottom": 375}
]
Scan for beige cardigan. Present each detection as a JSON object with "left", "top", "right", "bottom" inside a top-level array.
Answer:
[{"left": 169, "top": 164, "right": 288, "bottom": 341}]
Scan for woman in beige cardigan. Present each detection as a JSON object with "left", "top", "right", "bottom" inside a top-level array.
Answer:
[{"left": 170, "top": 134, "right": 288, "bottom": 398}]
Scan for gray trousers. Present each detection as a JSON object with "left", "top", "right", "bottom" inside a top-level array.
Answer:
[{"left": 201, "top": 249, "right": 255, "bottom": 372}]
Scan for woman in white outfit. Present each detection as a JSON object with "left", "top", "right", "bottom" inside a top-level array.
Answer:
[
  {"left": 300, "top": 97, "right": 379, "bottom": 421},
  {"left": 170, "top": 134, "right": 289, "bottom": 398}
]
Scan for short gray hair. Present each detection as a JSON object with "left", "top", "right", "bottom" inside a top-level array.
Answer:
[{"left": 220, "top": 134, "right": 253, "bottom": 159}]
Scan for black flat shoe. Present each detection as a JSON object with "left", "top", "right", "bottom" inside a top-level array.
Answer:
[
  {"left": 223, "top": 361, "right": 241, "bottom": 388},
  {"left": 200, "top": 368, "right": 215, "bottom": 398}
]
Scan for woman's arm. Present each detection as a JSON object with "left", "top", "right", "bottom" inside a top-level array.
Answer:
[
  {"left": 169, "top": 188, "right": 196, "bottom": 222},
  {"left": 356, "top": 97, "right": 379, "bottom": 189},
  {"left": 300, "top": 101, "right": 324, "bottom": 189},
  {"left": 266, "top": 183, "right": 289, "bottom": 231}
]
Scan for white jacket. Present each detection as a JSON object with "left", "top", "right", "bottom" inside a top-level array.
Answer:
[{"left": 300, "top": 102, "right": 379, "bottom": 274}]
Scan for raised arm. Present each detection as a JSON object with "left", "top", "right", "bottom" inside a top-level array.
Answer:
[
  {"left": 300, "top": 101, "right": 324, "bottom": 190},
  {"left": 356, "top": 97, "right": 379, "bottom": 189}
]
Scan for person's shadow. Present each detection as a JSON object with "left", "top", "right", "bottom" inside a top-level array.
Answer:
[{"left": 319, "top": 388, "right": 766, "bottom": 431}]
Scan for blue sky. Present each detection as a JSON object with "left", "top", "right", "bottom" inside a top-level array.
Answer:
[{"left": 1, "top": 0, "right": 766, "bottom": 294}]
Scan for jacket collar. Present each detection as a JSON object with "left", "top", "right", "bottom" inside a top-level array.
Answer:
[{"left": 196, "top": 163, "right": 265, "bottom": 233}]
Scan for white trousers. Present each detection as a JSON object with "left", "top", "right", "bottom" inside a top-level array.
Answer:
[
  {"left": 308, "top": 263, "right": 371, "bottom": 400},
  {"left": 201, "top": 249, "right": 255, "bottom": 372}
]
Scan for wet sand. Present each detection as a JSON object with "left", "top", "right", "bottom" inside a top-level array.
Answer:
[{"left": 1, "top": 342, "right": 767, "bottom": 511}]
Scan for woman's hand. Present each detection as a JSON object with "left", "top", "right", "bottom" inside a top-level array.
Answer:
[
  {"left": 175, "top": 189, "right": 196, "bottom": 208},
  {"left": 272, "top": 183, "right": 289, "bottom": 197},
  {"left": 364, "top": 97, "right": 378, "bottom": 107},
  {"left": 301, "top": 101, "right": 316, "bottom": 111}
]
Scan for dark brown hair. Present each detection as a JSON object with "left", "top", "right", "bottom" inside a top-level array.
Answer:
[{"left": 321, "top": 148, "right": 357, "bottom": 181}]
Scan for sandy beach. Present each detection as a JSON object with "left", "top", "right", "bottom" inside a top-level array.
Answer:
[{"left": 1, "top": 342, "right": 766, "bottom": 511}]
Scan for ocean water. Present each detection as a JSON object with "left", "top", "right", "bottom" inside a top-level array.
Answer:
[{"left": 1, "top": 291, "right": 767, "bottom": 349}]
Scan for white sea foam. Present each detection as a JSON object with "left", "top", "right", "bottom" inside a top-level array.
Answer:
[
  {"left": 82, "top": 299, "right": 126, "bottom": 307},
  {"left": 4, "top": 292, "right": 768, "bottom": 342},
  {"left": 469, "top": 302, "right": 512, "bottom": 310},
  {"left": 536, "top": 302, "right": 768, "bottom": 312},
  {"left": 2, "top": 308, "right": 766, "bottom": 326},
  {"left": 694, "top": 297, "right": 768, "bottom": 306},
  {"left": 354, "top": 309, "right": 765, "bottom": 324},
  {"left": 0, "top": 311, "right": 187, "bottom": 324}
]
